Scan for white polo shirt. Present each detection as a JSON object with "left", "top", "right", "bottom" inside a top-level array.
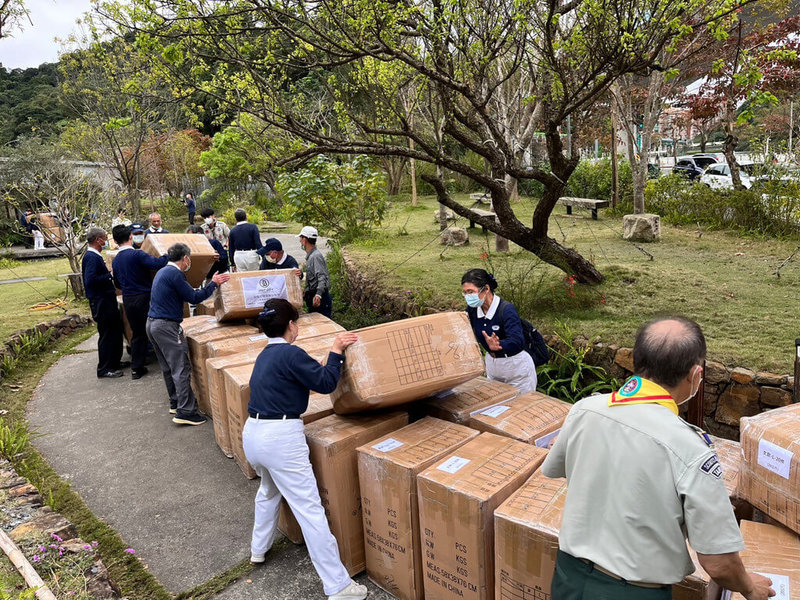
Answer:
[{"left": 541, "top": 393, "right": 744, "bottom": 584}]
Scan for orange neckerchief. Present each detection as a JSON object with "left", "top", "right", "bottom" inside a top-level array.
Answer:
[{"left": 609, "top": 376, "right": 679, "bottom": 415}]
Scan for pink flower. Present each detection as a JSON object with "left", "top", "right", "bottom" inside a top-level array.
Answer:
[
  {"left": 50, "top": 534, "right": 62, "bottom": 542},
  {"left": 91, "top": 541, "right": 98, "bottom": 547},
  {"left": 82, "top": 544, "right": 91, "bottom": 550},
  {"left": 124, "top": 548, "right": 135, "bottom": 554},
  {"left": 32, "top": 555, "right": 39, "bottom": 562}
]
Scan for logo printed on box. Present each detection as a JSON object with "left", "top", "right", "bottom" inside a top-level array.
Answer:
[
  {"left": 481, "top": 405, "right": 511, "bottom": 418},
  {"left": 757, "top": 438, "right": 793, "bottom": 479},
  {"left": 437, "top": 455, "right": 470, "bottom": 474},
  {"left": 372, "top": 438, "right": 404, "bottom": 452},
  {"left": 241, "top": 275, "right": 288, "bottom": 309}
]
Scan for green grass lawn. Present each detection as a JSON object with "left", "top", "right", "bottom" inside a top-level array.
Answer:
[
  {"left": 0, "top": 258, "right": 90, "bottom": 341},
  {"left": 345, "top": 194, "right": 800, "bottom": 374}
]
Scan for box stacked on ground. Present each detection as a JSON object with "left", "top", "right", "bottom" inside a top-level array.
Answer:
[
  {"left": 423, "top": 377, "right": 518, "bottom": 425},
  {"left": 214, "top": 269, "right": 304, "bottom": 321},
  {"left": 468, "top": 392, "right": 571, "bottom": 447}
]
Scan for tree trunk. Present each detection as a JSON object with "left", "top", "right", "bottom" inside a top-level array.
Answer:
[
  {"left": 437, "top": 166, "right": 448, "bottom": 230},
  {"left": 723, "top": 102, "right": 745, "bottom": 190},
  {"left": 505, "top": 175, "right": 519, "bottom": 203},
  {"left": 410, "top": 156, "right": 418, "bottom": 207},
  {"left": 699, "top": 131, "right": 707, "bottom": 153}
]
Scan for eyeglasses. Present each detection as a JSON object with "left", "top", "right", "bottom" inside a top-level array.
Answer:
[{"left": 461, "top": 286, "right": 486, "bottom": 297}]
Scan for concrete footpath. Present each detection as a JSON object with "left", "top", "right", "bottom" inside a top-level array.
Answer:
[{"left": 28, "top": 339, "right": 392, "bottom": 598}]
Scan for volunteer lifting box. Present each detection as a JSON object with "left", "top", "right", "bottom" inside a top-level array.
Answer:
[
  {"left": 140, "top": 233, "right": 216, "bottom": 288},
  {"left": 468, "top": 392, "right": 571, "bottom": 447},
  {"left": 214, "top": 269, "right": 304, "bottom": 322},
  {"left": 332, "top": 313, "right": 484, "bottom": 415},
  {"left": 722, "top": 520, "right": 800, "bottom": 599},
  {"left": 740, "top": 404, "right": 800, "bottom": 534},
  {"left": 357, "top": 417, "right": 480, "bottom": 600},
  {"left": 424, "top": 377, "right": 518, "bottom": 425},
  {"left": 305, "top": 412, "right": 409, "bottom": 576},
  {"left": 417, "top": 432, "right": 547, "bottom": 600}
]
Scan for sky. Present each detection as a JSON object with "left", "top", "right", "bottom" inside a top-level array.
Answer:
[{"left": 0, "top": 0, "right": 93, "bottom": 70}]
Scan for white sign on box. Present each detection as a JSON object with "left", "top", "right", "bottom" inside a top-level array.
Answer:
[
  {"left": 481, "top": 405, "right": 511, "bottom": 418},
  {"left": 757, "top": 438, "right": 793, "bottom": 480},
  {"left": 437, "top": 456, "right": 470, "bottom": 474},
  {"left": 725, "top": 574, "right": 790, "bottom": 600},
  {"left": 249, "top": 334, "right": 268, "bottom": 342},
  {"left": 372, "top": 438, "right": 404, "bottom": 452},
  {"left": 241, "top": 275, "right": 289, "bottom": 309}
]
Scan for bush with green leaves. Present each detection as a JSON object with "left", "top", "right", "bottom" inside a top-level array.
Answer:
[
  {"left": 276, "top": 155, "right": 388, "bottom": 243},
  {"left": 565, "top": 158, "right": 633, "bottom": 204},
  {"left": 536, "top": 322, "right": 620, "bottom": 404}
]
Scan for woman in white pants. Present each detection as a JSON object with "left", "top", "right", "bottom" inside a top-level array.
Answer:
[
  {"left": 462, "top": 268, "right": 537, "bottom": 394},
  {"left": 242, "top": 298, "right": 367, "bottom": 600}
]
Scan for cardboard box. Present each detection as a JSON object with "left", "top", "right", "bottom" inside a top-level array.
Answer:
[
  {"left": 468, "top": 392, "right": 571, "bottom": 447},
  {"left": 181, "top": 315, "right": 218, "bottom": 336},
  {"left": 141, "top": 233, "right": 216, "bottom": 288},
  {"left": 186, "top": 323, "right": 260, "bottom": 416},
  {"left": 203, "top": 324, "right": 341, "bottom": 361},
  {"left": 357, "top": 418, "right": 480, "bottom": 600},
  {"left": 710, "top": 435, "right": 753, "bottom": 522},
  {"left": 195, "top": 296, "right": 217, "bottom": 316},
  {"left": 494, "top": 471, "right": 718, "bottom": 600},
  {"left": 214, "top": 269, "right": 304, "bottom": 322},
  {"left": 118, "top": 296, "right": 133, "bottom": 345},
  {"left": 205, "top": 351, "right": 262, "bottom": 458},
  {"left": 331, "top": 313, "right": 484, "bottom": 415},
  {"left": 424, "top": 377, "right": 518, "bottom": 425},
  {"left": 723, "top": 520, "right": 800, "bottom": 600},
  {"left": 740, "top": 404, "right": 800, "bottom": 534},
  {"left": 417, "top": 432, "right": 547, "bottom": 600},
  {"left": 104, "top": 249, "right": 119, "bottom": 275},
  {"left": 295, "top": 312, "right": 346, "bottom": 339},
  {"left": 305, "top": 412, "right": 409, "bottom": 575}
]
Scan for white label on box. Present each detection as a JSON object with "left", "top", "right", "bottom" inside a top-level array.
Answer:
[
  {"left": 535, "top": 428, "right": 562, "bottom": 449},
  {"left": 481, "top": 405, "right": 511, "bottom": 418},
  {"left": 437, "top": 456, "right": 471, "bottom": 474},
  {"left": 758, "top": 439, "right": 793, "bottom": 479},
  {"left": 372, "top": 438, "right": 404, "bottom": 452},
  {"left": 249, "top": 334, "right": 268, "bottom": 341},
  {"left": 435, "top": 389, "right": 456, "bottom": 399},
  {"left": 759, "top": 573, "right": 790, "bottom": 600},
  {"left": 241, "top": 275, "right": 288, "bottom": 309}
]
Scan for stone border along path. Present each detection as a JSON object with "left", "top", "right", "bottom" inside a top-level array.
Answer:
[{"left": 28, "top": 234, "right": 393, "bottom": 599}]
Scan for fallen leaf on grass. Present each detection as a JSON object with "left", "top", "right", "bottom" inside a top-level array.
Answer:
[{"left": 735, "top": 252, "right": 745, "bottom": 256}]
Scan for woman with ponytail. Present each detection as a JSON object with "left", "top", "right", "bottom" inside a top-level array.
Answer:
[
  {"left": 242, "top": 298, "right": 367, "bottom": 600},
  {"left": 461, "top": 268, "right": 537, "bottom": 394}
]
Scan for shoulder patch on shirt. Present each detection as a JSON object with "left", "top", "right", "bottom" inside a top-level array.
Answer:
[{"left": 700, "top": 455, "right": 722, "bottom": 479}]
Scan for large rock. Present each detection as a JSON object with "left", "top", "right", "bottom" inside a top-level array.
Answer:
[
  {"left": 613, "top": 347, "right": 634, "bottom": 373},
  {"left": 622, "top": 213, "right": 661, "bottom": 242},
  {"left": 704, "top": 360, "right": 729, "bottom": 384},
  {"left": 440, "top": 227, "right": 469, "bottom": 246},
  {"left": 760, "top": 386, "right": 793, "bottom": 407},
  {"left": 715, "top": 383, "right": 760, "bottom": 426},
  {"left": 433, "top": 209, "right": 457, "bottom": 223}
]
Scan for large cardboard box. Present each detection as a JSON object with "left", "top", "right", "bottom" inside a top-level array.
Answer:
[
  {"left": 203, "top": 323, "right": 341, "bottom": 361},
  {"left": 331, "top": 313, "right": 484, "bottom": 415},
  {"left": 295, "top": 312, "right": 346, "bottom": 339},
  {"left": 468, "top": 392, "right": 571, "bottom": 447},
  {"left": 417, "top": 432, "right": 547, "bottom": 600},
  {"left": 181, "top": 315, "right": 218, "bottom": 336},
  {"left": 141, "top": 233, "right": 216, "bottom": 288},
  {"left": 195, "top": 296, "right": 217, "bottom": 316},
  {"left": 740, "top": 404, "right": 800, "bottom": 534},
  {"left": 723, "top": 520, "right": 800, "bottom": 600},
  {"left": 118, "top": 297, "right": 133, "bottom": 345},
  {"left": 710, "top": 436, "right": 753, "bottom": 522},
  {"left": 494, "top": 471, "right": 719, "bottom": 600},
  {"left": 357, "top": 418, "right": 480, "bottom": 600},
  {"left": 214, "top": 269, "right": 304, "bottom": 322},
  {"left": 186, "top": 323, "right": 260, "bottom": 416},
  {"left": 205, "top": 351, "right": 263, "bottom": 458},
  {"left": 305, "top": 412, "right": 409, "bottom": 576},
  {"left": 424, "top": 377, "right": 518, "bottom": 425}
]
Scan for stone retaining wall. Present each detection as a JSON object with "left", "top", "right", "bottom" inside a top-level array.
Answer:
[
  {"left": 340, "top": 249, "right": 794, "bottom": 439},
  {"left": 0, "top": 313, "right": 91, "bottom": 374}
]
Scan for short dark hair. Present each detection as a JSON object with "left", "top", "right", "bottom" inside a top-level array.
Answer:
[
  {"left": 634, "top": 317, "right": 706, "bottom": 388},
  {"left": 112, "top": 224, "right": 131, "bottom": 245},
  {"left": 301, "top": 235, "right": 317, "bottom": 245},
  {"left": 186, "top": 225, "right": 204, "bottom": 234},
  {"left": 234, "top": 209, "right": 247, "bottom": 222},
  {"left": 167, "top": 243, "right": 191, "bottom": 262},
  {"left": 258, "top": 298, "right": 299, "bottom": 338},
  {"left": 200, "top": 208, "right": 215, "bottom": 219},
  {"left": 461, "top": 268, "right": 498, "bottom": 291}
]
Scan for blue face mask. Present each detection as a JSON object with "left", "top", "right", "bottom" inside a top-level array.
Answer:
[{"left": 465, "top": 293, "right": 483, "bottom": 308}]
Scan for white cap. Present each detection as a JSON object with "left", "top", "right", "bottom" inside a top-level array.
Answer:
[{"left": 298, "top": 226, "right": 318, "bottom": 239}]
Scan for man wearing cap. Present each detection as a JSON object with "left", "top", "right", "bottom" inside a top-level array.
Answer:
[
  {"left": 145, "top": 213, "right": 169, "bottom": 236},
  {"left": 130, "top": 223, "right": 146, "bottom": 249},
  {"left": 298, "top": 226, "right": 332, "bottom": 318},
  {"left": 257, "top": 237, "right": 299, "bottom": 271},
  {"left": 541, "top": 316, "right": 774, "bottom": 600},
  {"left": 111, "top": 224, "right": 169, "bottom": 380},
  {"left": 228, "top": 208, "right": 262, "bottom": 272}
]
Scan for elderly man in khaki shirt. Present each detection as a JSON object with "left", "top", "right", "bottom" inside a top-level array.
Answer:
[{"left": 542, "top": 316, "right": 774, "bottom": 600}]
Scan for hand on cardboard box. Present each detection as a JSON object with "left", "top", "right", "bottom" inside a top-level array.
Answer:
[
  {"left": 212, "top": 273, "right": 231, "bottom": 285},
  {"left": 293, "top": 268, "right": 302, "bottom": 279},
  {"left": 745, "top": 573, "right": 775, "bottom": 600},
  {"left": 332, "top": 332, "right": 358, "bottom": 354}
]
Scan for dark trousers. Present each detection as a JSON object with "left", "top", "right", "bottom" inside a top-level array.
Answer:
[
  {"left": 123, "top": 293, "right": 151, "bottom": 371},
  {"left": 304, "top": 290, "right": 332, "bottom": 318},
  {"left": 188, "top": 212, "right": 195, "bottom": 225},
  {"left": 146, "top": 318, "right": 198, "bottom": 416},
  {"left": 89, "top": 293, "right": 124, "bottom": 376},
  {"left": 552, "top": 551, "right": 671, "bottom": 600}
]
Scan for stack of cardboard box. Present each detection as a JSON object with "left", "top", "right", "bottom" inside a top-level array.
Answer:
[{"left": 468, "top": 392, "right": 570, "bottom": 447}]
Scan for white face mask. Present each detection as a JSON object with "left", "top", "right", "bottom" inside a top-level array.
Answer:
[
  {"left": 132, "top": 235, "right": 145, "bottom": 244},
  {"left": 184, "top": 259, "right": 192, "bottom": 273},
  {"left": 204, "top": 217, "right": 214, "bottom": 225},
  {"left": 265, "top": 254, "right": 277, "bottom": 263}
]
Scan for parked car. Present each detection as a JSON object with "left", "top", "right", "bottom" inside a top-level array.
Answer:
[
  {"left": 700, "top": 162, "right": 756, "bottom": 190},
  {"left": 672, "top": 154, "right": 719, "bottom": 180}
]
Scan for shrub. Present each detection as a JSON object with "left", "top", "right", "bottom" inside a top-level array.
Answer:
[
  {"left": 277, "top": 155, "right": 388, "bottom": 243},
  {"left": 565, "top": 158, "right": 633, "bottom": 204},
  {"left": 327, "top": 244, "right": 395, "bottom": 329}
]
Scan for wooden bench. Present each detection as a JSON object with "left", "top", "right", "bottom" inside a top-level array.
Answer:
[
  {"left": 558, "top": 197, "right": 610, "bottom": 220},
  {"left": 469, "top": 208, "right": 496, "bottom": 232}
]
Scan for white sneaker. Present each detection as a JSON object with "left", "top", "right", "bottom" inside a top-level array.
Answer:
[
  {"left": 328, "top": 580, "right": 368, "bottom": 600},
  {"left": 249, "top": 552, "right": 266, "bottom": 564}
]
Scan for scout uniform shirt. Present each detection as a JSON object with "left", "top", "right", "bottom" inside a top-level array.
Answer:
[{"left": 541, "top": 376, "right": 744, "bottom": 585}]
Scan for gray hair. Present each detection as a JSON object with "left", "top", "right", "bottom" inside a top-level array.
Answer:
[
  {"left": 633, "top": 316, "right": 706, "bottom": 388},
  {"left": 167, "top": 243, "right": 191, "bottom": 262},
  {"left": 86, "top": 227, "right": 106, "bottom": 244},
  {"left": 149, "top": 212, "right": 161, "bottom": 220}
]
